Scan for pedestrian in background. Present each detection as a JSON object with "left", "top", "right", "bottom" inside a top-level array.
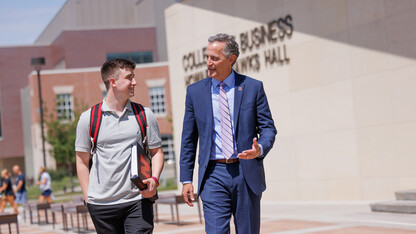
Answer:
[
  {"left": 0, "top": 169, "right": 19, "bottom": 213},
  {"left": 12, "top": 165, "right": 27, "bottom": 205},
  {"left": 36, "top": 167, "right": 52, "bottom": 203}
]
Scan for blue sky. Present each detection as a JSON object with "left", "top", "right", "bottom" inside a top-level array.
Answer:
[{"left": 0, "top": 0, "right": 66, "bottom": 46}]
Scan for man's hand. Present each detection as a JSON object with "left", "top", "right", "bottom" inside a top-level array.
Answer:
[
  {"left": 238, "top": 138, "right": 261, "bottom": 160},
  {"left": 140, "top": 178, "right": 158, "bottom": 198},
  {"left": 182, "top": 183, "right": 195, "bottom": 207}
]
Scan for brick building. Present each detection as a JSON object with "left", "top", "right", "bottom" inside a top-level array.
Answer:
[{"left": 0, "top": 0, "right": 175, "bottom": 180}]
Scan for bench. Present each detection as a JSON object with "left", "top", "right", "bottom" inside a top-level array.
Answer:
[
  {"left": 64, "top": 203, "right": 89, "bottom": 233},
  {"left": 154, "top": 194, "right": 202, "bottom": 225},
  {"left": 0, "top": 213, "right": 19, "bottom": 234},
  {"left": 22, "top": 203, "right": 51, "bottom": 225},
  {"left": 50, "top": 202, "right": 74, "bottom": 230},
  {"left": 50, "top": 202, "right": 90, "bottom": 233}
]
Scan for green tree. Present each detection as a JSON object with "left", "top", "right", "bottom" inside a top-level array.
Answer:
[{"left": 45, "top": 100, "right": 85, "bottom": 192}]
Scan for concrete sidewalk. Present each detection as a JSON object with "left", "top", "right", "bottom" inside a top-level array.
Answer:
[
  {"left": 154, "top": 201, "right": 416, "bottom": 234},
  {"left": 5, "top": 200, "right": 416, "bottom": 233}
]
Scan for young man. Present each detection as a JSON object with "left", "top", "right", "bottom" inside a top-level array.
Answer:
[
  {"left": 12, "top": 165, "right": 27, "bottom": 205},
  {"left": 75, "top": 58, "right": 164, "bottom": 234},
  {"left": 180, "top": 33, "right": 277, "bottom": 233}
]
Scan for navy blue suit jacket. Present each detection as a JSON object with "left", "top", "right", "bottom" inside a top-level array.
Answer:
[{"left": 180, "top": 72, "right": 277, "bottom": 196}]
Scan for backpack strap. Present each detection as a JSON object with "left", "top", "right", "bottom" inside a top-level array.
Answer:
[
  {"left": 89, "top": 102, "right": 103, "bottom": 170},
  {"left": 89, "top": 102, "right": 103, "bottom": 154},
  {"left": 131, "top": 102, "right": 147, "bottom": 141},
  {"left": 130, "top": 102, "right": 155, "bottom": 196}
]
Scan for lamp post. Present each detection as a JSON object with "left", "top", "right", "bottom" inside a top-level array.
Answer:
[{"left": 31, "top": 57, "right": 46, "bottom": 168}]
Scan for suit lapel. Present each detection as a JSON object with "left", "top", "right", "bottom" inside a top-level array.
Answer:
[
  {"left": 204, "top": 78, "right": 213, "bottom": 115},
  {"left": 234, "top": 73, "right": 245, "bottom": 137},
  {"left": 204, "top": 77, "right": 214, "bottom": 133}
]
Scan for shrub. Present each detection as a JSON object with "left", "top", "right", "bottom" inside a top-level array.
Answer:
[{"left": 46, "top": 168, "right": 68, "bottom": 180}]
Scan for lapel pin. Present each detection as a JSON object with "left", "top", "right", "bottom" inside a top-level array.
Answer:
[{"left": 238, "top": 86, "right": 242, "bottom": 91}]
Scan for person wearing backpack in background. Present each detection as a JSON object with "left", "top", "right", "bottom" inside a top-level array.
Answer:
[{"left": 75, "top": 58, "right": 164, "bottom": 234}]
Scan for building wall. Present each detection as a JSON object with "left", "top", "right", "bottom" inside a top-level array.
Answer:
[
  {"left": 166, "top": 0, "right": 416, "bottom": 201},
  {"left": 35, "top": 0, "right": 155, "bottom": 44},
  {"left": 1, "top": 0, "right": 174, "bottom": 182},
  {"left": 0, "top": 45, "right": 52, "bottom": 160},
  {"left": 49, "top": 27, "right": 158, "bottom": 69},
  {"left": 20, "top": 87, "right": 34, "bottom": 180},
  {"left": 35, "top": 0, "right": 174, "bottom": 61},
  {"left": 153, "top": 0, "right": 177, "bottom": 61},
  {"left": 133, "top": 63, "right": 173, "bottom": 134}
]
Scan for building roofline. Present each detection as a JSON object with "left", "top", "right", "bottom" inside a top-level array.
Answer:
[
  {"left": 34, "top": 0, "right": 69, "bottom": 44},
  {"left": 29, "top": 61, "right": 169, "bottom": 76},
  {"left": 35, "top": 25, "right": 156, "bottom": 47}
]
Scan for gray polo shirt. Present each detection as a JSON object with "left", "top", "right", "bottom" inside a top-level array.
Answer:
[{"left": 75, "top": 100, "right": 161, "bottom": 205}]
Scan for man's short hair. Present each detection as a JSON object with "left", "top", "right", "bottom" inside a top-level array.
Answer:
[
  {"left": 101, "top": 58, "right": 136, "bottom": 90},
  {"left": 208, "top": 33, "right": 240, "bottom": 66}
]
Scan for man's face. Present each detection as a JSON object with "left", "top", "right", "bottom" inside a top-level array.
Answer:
[
  {"left": 206, "top": 41, "right": 235, "bottom": 81},
  {"left": 112, "top": 68, "right": 136, "bottom": 98}
]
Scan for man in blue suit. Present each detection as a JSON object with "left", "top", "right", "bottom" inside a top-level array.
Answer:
[{"left": 180, "top": 33, "right": 277, "bottom": 234}]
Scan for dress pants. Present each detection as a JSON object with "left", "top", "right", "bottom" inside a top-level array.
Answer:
[{"left": 200, "top": 161, "right": 262, "bottom": 234}]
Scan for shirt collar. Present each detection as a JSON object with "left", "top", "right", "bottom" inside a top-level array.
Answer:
[
  {"left": 102, "top": 98, "right": 132, "bottom": 112},
  {"left": 212, "top": 70, "right": 235, "bottom": 89}
]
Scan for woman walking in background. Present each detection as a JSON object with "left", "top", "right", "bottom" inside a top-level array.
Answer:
[
  {"left": 36, "top": 167, "right": 52, "bottom": 203},
  {"left": 0, "top": 169, "right": 18, "bottom": 213}
]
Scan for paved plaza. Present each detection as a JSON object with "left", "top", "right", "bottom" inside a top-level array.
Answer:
[{"left": 2, "top": 200, "right": 416, "bottom": 233}]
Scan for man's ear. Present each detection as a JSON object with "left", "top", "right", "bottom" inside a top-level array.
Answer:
[
  {"left": 229, "top": 54, "right": 237, "bottom": 65},
  {"left": 109, "top": 77, "right": 117, "bottom": 87}
]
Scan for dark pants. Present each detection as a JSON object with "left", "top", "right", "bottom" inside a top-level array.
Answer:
[
  {"left": 200, "top": 161, "right": 262, "bottom": 234},
  {"left": 87, "top": 199, "right": 154, "bottom": 234}
]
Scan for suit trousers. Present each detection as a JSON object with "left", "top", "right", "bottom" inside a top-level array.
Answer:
[
  {"left": 87, "top": 198, "right": 154, "bottom": 234},
  {"left": 200, "top": 161, "right": 261, "bottom": 234}
]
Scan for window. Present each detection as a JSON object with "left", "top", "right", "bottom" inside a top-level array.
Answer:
[
  {"left": 161, "top": 135, "right": 175, "bottom": 163},
  {"left": 149, "top": 86, "right": 166, "bottom": 115},
  {"left": 56, "top": 94, "right": 73, "bottom": 120},
  {"left": 106, "top": 51, "right": 153, "bottom": 64}
]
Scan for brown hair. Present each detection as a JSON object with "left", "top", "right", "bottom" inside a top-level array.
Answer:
[{"left": 100, "top": 58, "right": 136, "bottom": 90}]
